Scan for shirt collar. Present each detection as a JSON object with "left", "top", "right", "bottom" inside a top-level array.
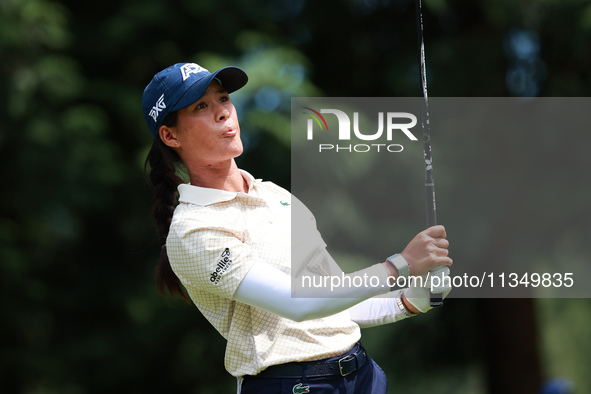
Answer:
[{"left": 178, "top": 169, "right": 256, "bottom": 206}]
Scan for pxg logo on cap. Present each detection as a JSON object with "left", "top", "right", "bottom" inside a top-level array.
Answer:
[
  {"left": 142, "top": 62, "right": 248, "bottom": 139},
  {"left": 147, "top": 64, "right": 209, "bottom": 122}
]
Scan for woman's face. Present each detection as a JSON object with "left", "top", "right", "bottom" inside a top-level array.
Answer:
[{"left": 174, "top": 80, "right": 243, "bottom": 167}]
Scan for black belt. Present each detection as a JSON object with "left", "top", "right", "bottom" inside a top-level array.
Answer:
[{"left": 252, "top": 344, "right": 368, "bottom": 378}]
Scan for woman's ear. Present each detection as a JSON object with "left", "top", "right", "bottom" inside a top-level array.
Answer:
[{"left": 159, "top": 125, "right": 179, "bottom": 148}]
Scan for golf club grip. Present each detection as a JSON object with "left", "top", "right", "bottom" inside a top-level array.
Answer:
[{"left": 426, "top": 183, "right": 443, "bottom": 307}]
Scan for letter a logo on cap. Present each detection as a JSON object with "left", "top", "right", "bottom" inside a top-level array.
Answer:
[{"left": 180, "top": 63, "right": 209, "bottom": 81}]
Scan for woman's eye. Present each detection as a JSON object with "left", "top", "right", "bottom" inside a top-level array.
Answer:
[
  {"left": 196, "top": 103, "right": 206, "bottom": 109},
  {"left": 220, "top": 96, "right": 229, "bottom": 102}
]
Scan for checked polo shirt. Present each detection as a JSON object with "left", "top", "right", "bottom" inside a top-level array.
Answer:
[{"left": 167, "top": 170, "right": 370, "bottom": 377}]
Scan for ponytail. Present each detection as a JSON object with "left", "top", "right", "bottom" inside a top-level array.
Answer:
[{"left": 144, "top": 112, "right": 189, "bottom": 302}]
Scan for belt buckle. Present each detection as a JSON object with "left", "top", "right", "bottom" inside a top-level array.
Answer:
[{"left": 338, "top": 354, "right": 357, "bottom": 376}]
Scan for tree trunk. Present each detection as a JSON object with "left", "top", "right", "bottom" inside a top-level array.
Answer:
[{"left": 478, "top": 298, "right": 543, "bottom": 394}]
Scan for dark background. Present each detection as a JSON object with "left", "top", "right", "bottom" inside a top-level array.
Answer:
[{"left": 2, "top": 0, "right": 590, "bottom": 393}]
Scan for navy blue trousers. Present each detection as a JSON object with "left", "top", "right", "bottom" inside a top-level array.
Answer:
[{"left": 240, "top": 344, "right": 388, "bottom": 394}]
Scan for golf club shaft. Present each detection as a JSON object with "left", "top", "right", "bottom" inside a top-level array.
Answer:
[{"left": 416, "top": 0, "right": 443, "bottom": 308}]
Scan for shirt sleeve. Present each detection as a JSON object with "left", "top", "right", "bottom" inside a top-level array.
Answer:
[
  {"left": 167, "top": 226, "right": 258, "bottom": 300},
  {"left": 346, "top": 289, "right": 414, "bottom": 328},
  {"left": 234, "top": 259, "right": 392, "bottom": 322}
]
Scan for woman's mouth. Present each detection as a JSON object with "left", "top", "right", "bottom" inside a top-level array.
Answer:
[{"left": 222, "top": 127, "right": 237, "bottom": 137}]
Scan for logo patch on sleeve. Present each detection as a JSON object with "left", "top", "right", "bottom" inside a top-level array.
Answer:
[{"left": 210, "top": 248, "right": 232, "bottom": 285}]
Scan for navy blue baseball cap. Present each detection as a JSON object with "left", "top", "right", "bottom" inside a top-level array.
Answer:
[{"left": 142, "top": 63, "right": 248, "bottom": 139}]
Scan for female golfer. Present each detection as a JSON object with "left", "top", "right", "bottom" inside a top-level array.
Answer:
[{"left": 142, "top": 63, "right": 452, "bottom": 394}]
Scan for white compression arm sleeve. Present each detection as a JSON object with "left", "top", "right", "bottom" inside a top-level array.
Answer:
[
  {"left": 346, "top": 289, "right": 413, "bottom": 328},
  {"left": 233, "top": 260, "right": 390, "bottom": 322}
]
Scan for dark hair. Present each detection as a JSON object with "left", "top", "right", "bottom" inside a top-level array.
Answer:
[{"left": 144, "top": 111, "right": 189, "bottom": 302}]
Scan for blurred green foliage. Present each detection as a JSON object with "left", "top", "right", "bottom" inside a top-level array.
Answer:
[{"left": 1, "top": 0, "right": 590, "bottom": 393}]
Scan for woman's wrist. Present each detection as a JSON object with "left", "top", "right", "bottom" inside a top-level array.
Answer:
[
  {"left": 401, "top": 295, "right": 421, "bottom": 314},
  {"left": 381, "top": 261, "right": 399, "bottom": 279}
]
